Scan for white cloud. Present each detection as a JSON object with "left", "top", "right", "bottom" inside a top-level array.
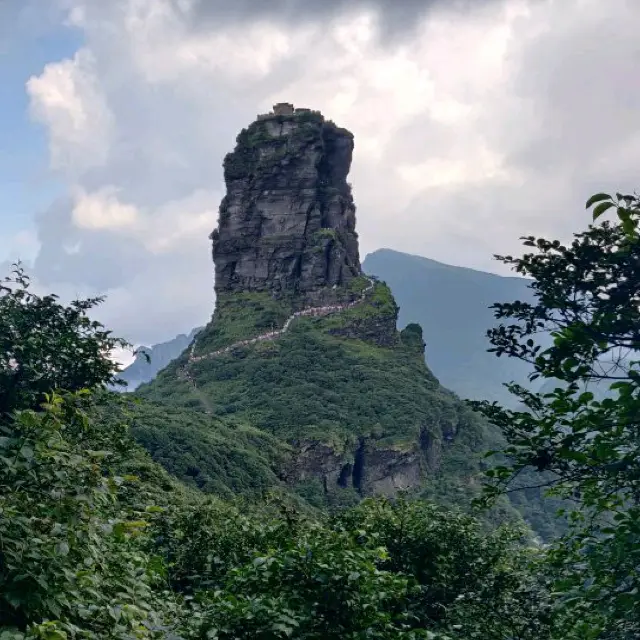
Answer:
[
  {"left": 110, "top": 345, "right": 136, "bottom": 369},
  {"left": 70, "top": 186, "right": 218, "bottom": 252},
  {"left": 27, "top": 48, "right": 113, "bottom": 175},
  {"left": 23, "top": 0, "right": 640, "bottom": 345},
  {"left": 143, "top": 189, "right": 219, "bottom": 253},
  {"left": 0, "top": 229, "right": 41, "bottom": 265},
  {"left": 72, "top": 187, "right": 139, "bottom": 230}
]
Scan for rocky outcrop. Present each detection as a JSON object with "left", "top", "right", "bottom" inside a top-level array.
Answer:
[
  {"left": 357, "top": 441, "right": 424, "bottom": 496},
  {"left": 328, "top": 306, "right": 399, "bottom": 347},
  {"left": 284, "top": 440, "right": 350, "bottom": 489},
  {"left": 284, "top": 433, "right": 445, "bottom": 499},
  {"left": 211, "top": 106, "right": 361, "bottom": 300}
]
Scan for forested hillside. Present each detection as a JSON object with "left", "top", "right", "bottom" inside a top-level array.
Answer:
[{"left": 120, "top": 249, "right": 542, "bottom": 405}]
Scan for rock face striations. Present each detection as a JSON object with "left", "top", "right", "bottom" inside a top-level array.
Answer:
[{"left": 211, "top": 104, "right": 361, "bottom": 300}]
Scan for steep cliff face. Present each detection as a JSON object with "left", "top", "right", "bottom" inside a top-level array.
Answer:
[
  {"left": 135, "top": 105, "right": 561, "bottom": 537},
  {"left": 211, "top": 108, "right": 361, "bottom": 300}
]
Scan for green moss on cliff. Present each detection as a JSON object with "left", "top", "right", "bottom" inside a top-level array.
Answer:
[
  {"left": 400, "top": 323, "right": 426, "bottom": 353},
  {"left": 295, "top": 110, "right": 324, "bottom": 125},
  {"left": 345, "top": 274, "right": 372, "bottom": 294},
  {"left": 319, "top": 282, "right": 398, "bottom": 346},
  {"left": 312, "top": 228, "right": 338, "bottom": 242},
  {"left": 194, "top": 292, "right": 292, "bottom": 354},
  {"left": 223, "top": 116, "right": 328, "bottom": 182},
  {"left": 222, "top": 151, "right": 248, "bottom": 181}
]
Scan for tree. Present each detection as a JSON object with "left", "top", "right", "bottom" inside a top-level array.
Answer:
[
  {"left": 153, "top": 495, "right": 550, "bottom": 639},
  {"left": 334, "top": 498, "right": 552, "bottom": 639},
  {"left": 470, "top": 191, "right": 640, "bottom": 638},
  {"left": 0, "top": 265, "right": 172, "bottom": 638},
  {"left": 1, "top": 263, "right": 131, "bottom": 418},
  {"left": 0, "top": 392, "right": 174, "bottom": 638}
]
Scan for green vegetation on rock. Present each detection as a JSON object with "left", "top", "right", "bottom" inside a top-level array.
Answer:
[
  {"left": 137, "top": 280, "right": 558, "bottom": 535},
  {"left": 193, "top": 291, "right": 292, "bottom": 354},
  {"left": 362, "top": 248, "right": 540, "bottom": 406}
]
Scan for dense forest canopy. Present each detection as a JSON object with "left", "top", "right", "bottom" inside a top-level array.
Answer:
[{"left": 0, "top": 190, "right": 638, "bottom": 638}]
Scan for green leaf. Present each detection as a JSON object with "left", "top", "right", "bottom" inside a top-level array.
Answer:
[
  {"left": 55, "top": 541, "right": 70, "bottom": 556},
  {"left": 585, "top": 192, "right": 611, "bottom": 208},
  {"left": 621, "top": 216, "right": 637, "bottom": 237},
  {"left": 591, "top": 201, "right": 615, "bottom": 220},
  {"left": 19, "top": 446, "right": 34, "bottom": 461}
]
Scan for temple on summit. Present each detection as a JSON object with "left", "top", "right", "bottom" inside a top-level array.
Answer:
[{"left": 211, "top": 105, "right": 361, "bottom": 302}]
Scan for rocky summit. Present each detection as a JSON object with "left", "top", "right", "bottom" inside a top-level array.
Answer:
[
  {"left": 135, "top": 104, "right": 560, "bottom": 538},
  {"left": 211, "top": 103, "right": 361, "bottom": 302}
]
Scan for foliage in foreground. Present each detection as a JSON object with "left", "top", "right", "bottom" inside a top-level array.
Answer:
[
  {"left": 0, "top": 268, "right": 547, "bottom": 638},
  {"left": 471, "top": 191, "right": 640, "bottom": 638},
  {"left": 4, "top": 189, "right": 640, "bottom": 637},
  {"left": 0, "top": 393, "right": 179, "bottom": 638},
  {"left": 0, "top": 264, "right": 130, "bottom": 418},
  {"left": 1, "top": 390, "right": 555, "bottom": 639}
]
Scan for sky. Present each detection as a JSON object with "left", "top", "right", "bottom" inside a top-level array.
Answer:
[{"left": 1, "top": 0, "right": 639, "bottom": 351}]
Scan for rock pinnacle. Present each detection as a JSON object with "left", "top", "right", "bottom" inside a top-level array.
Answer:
[{"left": 211, "top": 103, "right": 361, "bottom": 300}]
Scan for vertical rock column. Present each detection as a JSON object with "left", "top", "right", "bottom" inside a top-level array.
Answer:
[{"left": 211, "top": 108, "right": 361, "bottom": 299}]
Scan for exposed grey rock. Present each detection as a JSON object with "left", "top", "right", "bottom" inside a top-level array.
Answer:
[
  {"left": 285, "top": 440, "right": 350, "bottom": 488},
  {"left": 284, "top": 436, "right": 437, "bottom": 499},
  {"left": 211, "top": 106, "right": 361, "bottom": 301},
  {"left": 360, "top": 444, "right": 423, "bottom": 496}
]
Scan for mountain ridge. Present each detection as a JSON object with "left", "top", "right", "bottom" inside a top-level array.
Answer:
[
  {"left": 363, "top": 247, "right": 538, "bottom": 405},
  {"left": 115, "top": 326, "right": 203, "bottom": 391},
  {"left": 365, "top": 247, "right": 520, "bottom": 275}
]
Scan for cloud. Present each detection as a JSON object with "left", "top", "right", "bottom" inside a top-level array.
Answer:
[
  {"left": 69, "top": 186, "right": 217, "bottom": 250},
  {"left": 72, "top": 187, "right": 139, "bottom": 230},
  {"left": 181, "top": 0, "right": 503, "bottom": 40},
  {"left": 27, "top": 49, "right": 113, "bottom": 175},
  {"left": 0, "top": 229, "right": 41, "bottom": 266},
  {"left": 22, "top": 0, "right": 640, "bottom": 346}
]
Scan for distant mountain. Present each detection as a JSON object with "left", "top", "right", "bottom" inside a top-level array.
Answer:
[
  {"left": 362, "top": 249, "right": 538, "bottom": 406},
  {"left": 116, "top": 327, "right": 203, "bottom": 391}
]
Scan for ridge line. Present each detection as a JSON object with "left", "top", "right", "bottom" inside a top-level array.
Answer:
[{"left": 177, "top": 276, "right": 376, "bottom": 414}]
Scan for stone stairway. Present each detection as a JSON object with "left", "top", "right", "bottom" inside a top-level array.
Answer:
[{"left": 178, "top": 277, "right": 376, "bottom": 414}]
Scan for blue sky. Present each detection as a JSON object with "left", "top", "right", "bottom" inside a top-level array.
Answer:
[{"left": 0, "top": 6, "right": 82, "bottom": 263}]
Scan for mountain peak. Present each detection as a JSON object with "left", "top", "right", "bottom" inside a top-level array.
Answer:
[{"left": 210, "top": 106, "right": 361, "bottom": 301}]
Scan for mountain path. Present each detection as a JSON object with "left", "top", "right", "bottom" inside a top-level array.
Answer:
[{"left": 177, "top": 277, "right": 376, "bottom": 414}]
